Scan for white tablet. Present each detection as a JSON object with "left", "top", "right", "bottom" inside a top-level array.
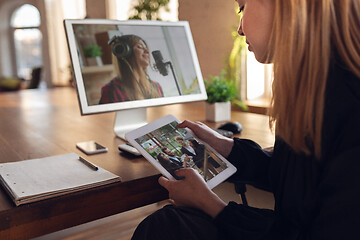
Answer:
[{"left": 125, "top": 114, "right": 237, "bottom": 189}]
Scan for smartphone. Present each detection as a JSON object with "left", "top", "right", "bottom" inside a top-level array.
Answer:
[{"left": 76, "top": 141, "right": 108, "bottom": 155}]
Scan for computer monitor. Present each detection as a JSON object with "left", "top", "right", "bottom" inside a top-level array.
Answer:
[{"left": 64, "top": 19, "right": 207, "bottom": 139}]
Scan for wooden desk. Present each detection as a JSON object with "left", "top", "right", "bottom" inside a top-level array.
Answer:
[{"left": 0, "top": 88, "right": 274, "bottom": 239}]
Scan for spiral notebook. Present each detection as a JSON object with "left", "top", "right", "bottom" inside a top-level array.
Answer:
[{"left": 0, "top": 153, "right": 121, "bottom": 206}]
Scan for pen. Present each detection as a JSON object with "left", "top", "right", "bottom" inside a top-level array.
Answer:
[{"left": 78, "top": 156, "right": 98, "bottom": 171}]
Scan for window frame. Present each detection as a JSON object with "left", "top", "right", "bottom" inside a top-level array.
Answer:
[{"left": 10, "top": 3, "right": 42, "bottom": 80}]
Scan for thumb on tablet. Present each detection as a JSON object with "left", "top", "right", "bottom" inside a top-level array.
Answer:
[
  {"left": 175, "top": 168, "right": 198, "bottom": 179},
  {"left": 158, "top": 176, "right": 170, "bottom": 188}
]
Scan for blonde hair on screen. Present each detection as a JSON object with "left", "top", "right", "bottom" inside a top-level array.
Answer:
[
  {"left": 112, "top": 36, "right": 162, "bottom": 100},
  {"left": 268, "top": 0, "right": 360, "bottom": 159}
]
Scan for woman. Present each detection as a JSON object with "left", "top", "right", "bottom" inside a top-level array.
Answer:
[
  {"left": 132, "top": 0, "right": 360, "bottom": 239},
  {"left": 99, "top": 35, "right": 163, "bottom": 104}
]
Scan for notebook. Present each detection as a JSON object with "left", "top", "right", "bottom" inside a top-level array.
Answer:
[{"left": 0, "top": 153, "right": 121, "bottom": 206}]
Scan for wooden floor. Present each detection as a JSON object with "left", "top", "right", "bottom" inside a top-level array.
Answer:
[
  {"left": 33, "top": 182, "right": 274, "bottom": 240},
  {"left": 33, "top": 201, "right": 169, "bottom": 240}
]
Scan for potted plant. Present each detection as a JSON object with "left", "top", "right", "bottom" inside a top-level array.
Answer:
[
  {"left": 205, "top": 70, "right": 237, "bottom": 122},
  {"left": 128, "top": 0, "right": 170, "bottom": 20},
  {"left": 83, "top": 43, "right": 103, "bottom": 66}
]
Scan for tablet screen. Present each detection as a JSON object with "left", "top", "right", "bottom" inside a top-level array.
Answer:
[{"left": 126, "top": 115, "right": 236, "bottom": 189}]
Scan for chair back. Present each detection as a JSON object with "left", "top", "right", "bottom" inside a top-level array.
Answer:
[{"left": 28, "top": 67, "right": 42, "bottom": 89}]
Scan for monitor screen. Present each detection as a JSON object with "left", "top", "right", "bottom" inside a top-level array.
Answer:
[{"left": 64, "top": 19, "right": 207, "bottom": 139}]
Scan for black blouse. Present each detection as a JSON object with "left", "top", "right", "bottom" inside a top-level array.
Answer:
[{"left": 214, "top": 62, "right": 360, "bottom": 239}]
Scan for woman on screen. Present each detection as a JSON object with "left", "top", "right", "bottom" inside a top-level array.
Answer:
[
  {"left": 132, "top": 0, "right": 360, "bottom": 239},
  {"left": 99, "top": 35, "right": 163, "bottom": 104}
]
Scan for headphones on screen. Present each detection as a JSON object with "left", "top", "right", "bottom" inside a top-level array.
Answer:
[{"left": 108, "top": 35, "right": 132, "bottom": 59}]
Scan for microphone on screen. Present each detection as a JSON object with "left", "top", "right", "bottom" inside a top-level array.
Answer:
[{"left": 152, "top": 50, "right": 169, "bottom": 76}]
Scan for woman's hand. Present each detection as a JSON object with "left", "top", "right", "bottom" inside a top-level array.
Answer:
[
  {"left": 158, "top": 168, "right": 227, "bottom": 218},
  {"left": 177, "top": 120, "right": 234, "bottom": 158}
]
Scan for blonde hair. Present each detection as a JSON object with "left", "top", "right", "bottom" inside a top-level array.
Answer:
[{"left": 268, "top": 0, "right": 360, "bottom": 159}]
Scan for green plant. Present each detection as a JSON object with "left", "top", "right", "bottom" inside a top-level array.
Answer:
[
  {"left": 129, "top": 0, "right": 170, "bottom": 20},
  {"left": 205, "top": 70, "right": 237, "bottom": 104},
  {"left": 83, "top": 43, "right": 102, "bottom": 58}
]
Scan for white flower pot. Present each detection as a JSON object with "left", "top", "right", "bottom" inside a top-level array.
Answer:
[{"left": 205, "top": 101, "right": 231, "bottom": 122}]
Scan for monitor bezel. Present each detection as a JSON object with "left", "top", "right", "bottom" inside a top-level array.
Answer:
[{"left": 64, "top": 19, "right": 207, "bottom": 115}]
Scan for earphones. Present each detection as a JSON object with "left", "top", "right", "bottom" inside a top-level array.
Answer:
[
  {"left": 108, "top": 35, "right": 132, "bottom": 59},
  {"left": 107, "top": 34, "right": 154, "bottom": 98}
]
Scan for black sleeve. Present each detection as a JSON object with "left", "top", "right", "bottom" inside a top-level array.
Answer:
[
  {"left": 214, "top": 202, "right": 276, "bottom": 240},
  {"left": 215, "top": 145, "right": 360, "bottom": 240},
  {"left": 310, "top": 145, "right": 360, "bottom": 239},
  {"left": 227, "top": 138, "right": 273, "bottom": 190}
]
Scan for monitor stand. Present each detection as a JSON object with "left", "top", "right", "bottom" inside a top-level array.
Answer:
[{"left": 113, "top": 108, "right": 147, "bottom": 140}]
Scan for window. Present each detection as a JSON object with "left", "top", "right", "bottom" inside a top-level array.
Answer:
[
  {"left": 246, "top": 52, "right": 272, "bottom": 101},
  {"left": 11, "top": 4, "right": 42, "bottom": 80}
]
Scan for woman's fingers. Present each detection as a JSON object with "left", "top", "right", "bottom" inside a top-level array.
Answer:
[
  {"left": 175, "top": 168, "right": 201, "bottom": 180},
  {"left": 158, "top": 176, "right": 171, "bottom": 189},
  {"left": 174, "top": 168, "right": 189, "bottom": 177},
  {"left": 178, "top": 120, "right": 234, "bottom": 157},
  {"left": 177, "top": 120, "right": 205, "bottom": 132}
]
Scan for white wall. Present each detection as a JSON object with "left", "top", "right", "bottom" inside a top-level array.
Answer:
[{"left": 178, "top": 0, "right": 239, "bottom": 79}]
